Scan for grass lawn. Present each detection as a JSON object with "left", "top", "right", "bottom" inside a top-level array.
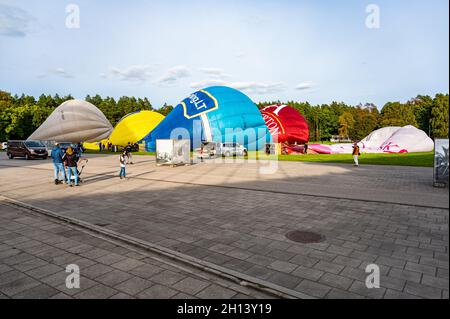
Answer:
[
  {"left": 83, "top": 149, "right": 434, "bottom": 167},
  {"left": 84, "top": 149, "right": 155, "bottom": 156},
  {"left": 246, "top": 151, "right": 434, "bottom": 167}
]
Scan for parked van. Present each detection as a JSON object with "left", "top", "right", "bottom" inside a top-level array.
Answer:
[{"left": 6, "top": 140, "right": 48, "bottom": 160}]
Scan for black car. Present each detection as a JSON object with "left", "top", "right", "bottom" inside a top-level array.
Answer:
[{"left": 6, "top": 140, "right": 48, "bottom": 160}]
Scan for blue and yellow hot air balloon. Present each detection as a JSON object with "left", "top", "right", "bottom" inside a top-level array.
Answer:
[
  {"left": 109, "top": 110, "right": 165, "bottom": 146},
  {"left": 141, "top": 86, "right": 271, "bottom": 151}
]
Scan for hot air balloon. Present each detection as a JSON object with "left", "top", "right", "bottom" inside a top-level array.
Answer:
[
  {"left": 260, "top": 105, "right": 309, "bottom": 144},
  {"left": 308, "top": 125, "right": 434, "bottom": 154},
  {"left": 141, "top": 86, "right": 272, "bottom": 151},
  {"left": 108, "top": 110, "right": 165, "bottom": 146},
  {"left": 380, "top": 125, "right": 434, "bottom": 153},
  {"left": 27, "top": 99, "right": 112, "bottom": 143}
]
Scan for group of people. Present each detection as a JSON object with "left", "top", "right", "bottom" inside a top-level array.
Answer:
[
  {"left": 97, "top": 141, "right": 139, "bottom": 153},
  {"left": 51, "top": 143, "right": 81, "bottom": 186},
  {"left": 52, "top": 142, "right": 136, "bottom": 185}
]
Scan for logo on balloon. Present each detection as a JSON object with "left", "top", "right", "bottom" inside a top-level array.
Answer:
[
  {"left": 261, "top": 112, "right": 285, "bottom": 137},
  {"left": 180, "top": 90, "right": 219, "bottom": 119}
]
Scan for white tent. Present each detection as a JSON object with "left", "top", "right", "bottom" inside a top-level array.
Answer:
[{"left": 28, "top": 99, "right": 113, "bottom": 143}]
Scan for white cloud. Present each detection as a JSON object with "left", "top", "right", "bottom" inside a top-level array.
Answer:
[
  {"left": 52, "top": 68, "right": 73, "bottom": 78},
  {"left": 295, "top": 81, "right": 315, "bottom": 90},
  {"left": 199, "top": 67, "right": 232, "bottom": 79},
  {"left": 155, "top": 65, "right": 191, "bottom": 86},
  {"left": 0, "top": 4, "right": 35, "bottom": 37},
  {"left": 110, "top": 65, "right": 154, "bottom": 81},
  {"left": 190, "top": 80, "right": 286, "bottom": 94},
  {"left": 190, "top": 79, "right": 228, "bottom": 89},
  {"left": 230, "top": 81, "right": 286, "bottom": 94},
  {"left": 38, "top": 68, "right": 74, "bottom": 79}
]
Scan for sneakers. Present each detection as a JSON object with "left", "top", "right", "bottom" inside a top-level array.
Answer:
[{"left": 54, "top": 179, "right": 59, "bottom": 185}]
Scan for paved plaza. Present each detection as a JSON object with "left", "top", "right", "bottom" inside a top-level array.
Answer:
[{"left": 0, "top": 153, "right": 448, "bottom": 299}]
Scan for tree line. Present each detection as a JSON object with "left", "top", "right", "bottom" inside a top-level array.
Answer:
[
  {"left": 0, "top": 91, "right": 175, "bottom": 141},
  {"left": 257, "top": 93, "right": 448, "bottom": 141},
  {"left": 0, "top": 89, "right": 448, "bottom": 142}
]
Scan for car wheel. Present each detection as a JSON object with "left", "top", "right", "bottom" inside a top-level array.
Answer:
[
  {"left": 43, "top": 156, "right": 47, "bottom": 160},
  {"left": 243, "top": 150, "right": 248, "bottom": 156},
  {"left": 7, "top": 152, "right": 13, "bottom": 159},
  {"left": 25, "top": 154, "right": 30, "bottom": 160}
]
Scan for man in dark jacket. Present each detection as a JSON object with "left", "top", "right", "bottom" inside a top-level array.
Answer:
[
  {"left": 62, "top": 147, "right": 79, "bottom": 186},
  {"left": 51, "top": 143, "right": 66, "bottom": 184},
  {"left": 125, "top": 142, "right": 133, "bottom": 164}
]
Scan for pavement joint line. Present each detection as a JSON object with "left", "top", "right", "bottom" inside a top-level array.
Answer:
[
  {"left": 0, "top": 195, "right": 314, "bottom": 299},
  {"left": 0, "top": 163, "right": 446, "bottom": 210}
]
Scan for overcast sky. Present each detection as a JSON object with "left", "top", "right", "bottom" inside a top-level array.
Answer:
[{"left": 0, "top": 0, "right": 448, "bottom": 108}]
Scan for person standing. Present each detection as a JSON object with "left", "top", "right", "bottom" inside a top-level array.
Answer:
[
  {"left": 76, "top": 142, "right": 83, "bottom": 156},
  {"left": 125, "top": 142, "right": 133, "bottom": 164},
  {"left": 352, "top": 142, "right": 360, "bottom": 167},
  {"left": 119, "top": 151, "right": 127, "bottom": 179},
  {"left": 62, "top": 147, "right": 79, "bottom": 186},
  {"left": 304, "top": 143, "right": 309, "bottom": 155},
  {"left": 51, "top": 143, "right": 66, "bottom": 184}
]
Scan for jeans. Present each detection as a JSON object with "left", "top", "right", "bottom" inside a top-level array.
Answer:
[
  {"left": 353, "top": 155, "right": 359, "bottom": 166},
  {"left": 120, "top": 166, "right": 126, "bottom": 178},
  {"left": 53, "top": 162, "right": 66, "bottom": 182},
  {"left": 67, "top": 166, "right": 79, "bottom": 185}
]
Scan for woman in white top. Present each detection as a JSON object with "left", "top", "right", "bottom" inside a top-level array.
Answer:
[{"left": 119, "top": 151, "right": 127, "bottom": 179}]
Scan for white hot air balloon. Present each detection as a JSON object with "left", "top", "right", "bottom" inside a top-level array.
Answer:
[
  {"left": 28, "top": 99, "right": 113, "bottom": 143},
  {"left": 380, "top": 125, "right": 434, "bottom": 153}
]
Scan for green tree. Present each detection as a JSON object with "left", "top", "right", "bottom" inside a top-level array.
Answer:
[
  {"left": 4, "top": 105, "right": 35, "bottom": 139},
  {"left": 380, "top": 102, "right": 417, "bottom": 127},
  {"left": 430, "top": 94, "right": 449, "bottom": 138},
  {"left": 157, "top": 103, "right": 174, "bottom": 116},
  {"left": 409, "top": 95, "right": 433, "bottom": 134},
  {"left": 137, "top": 97, "right": 153, "bottom": 110},
  {"left": 338, "top": 111, "right": 355, "bottom": 137},
  {"left": 349, "top": 106, "right": 379, "bottom": 141}
]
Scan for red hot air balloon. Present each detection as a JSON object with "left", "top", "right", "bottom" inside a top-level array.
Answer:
[{"left": 261, "top": 105, "right": 309, "bottom": 144}]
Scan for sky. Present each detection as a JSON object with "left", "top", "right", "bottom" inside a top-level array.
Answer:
[{"left": 0, "top": 0, "right": 448, "bottom": 109}]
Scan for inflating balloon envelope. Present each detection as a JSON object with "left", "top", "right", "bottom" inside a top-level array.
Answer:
[
  {"left": 141, "top": 86, "right": 272, "bottom": 151},
  {"left": 27, "top": 99, "right": 113, "bottom": 143}
]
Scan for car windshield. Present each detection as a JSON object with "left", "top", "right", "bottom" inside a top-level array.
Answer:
[{"left": 24, "top": 141, "right": 45, "bottom": 148}]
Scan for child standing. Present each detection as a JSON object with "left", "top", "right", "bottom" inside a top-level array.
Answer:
[{"left": 119, "top": 151, "right": 127, "bottom": 179}]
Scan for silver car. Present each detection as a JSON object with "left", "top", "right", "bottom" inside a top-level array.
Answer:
[{"left": 220, "top": 142, "right": 248, "bottom": 157}]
